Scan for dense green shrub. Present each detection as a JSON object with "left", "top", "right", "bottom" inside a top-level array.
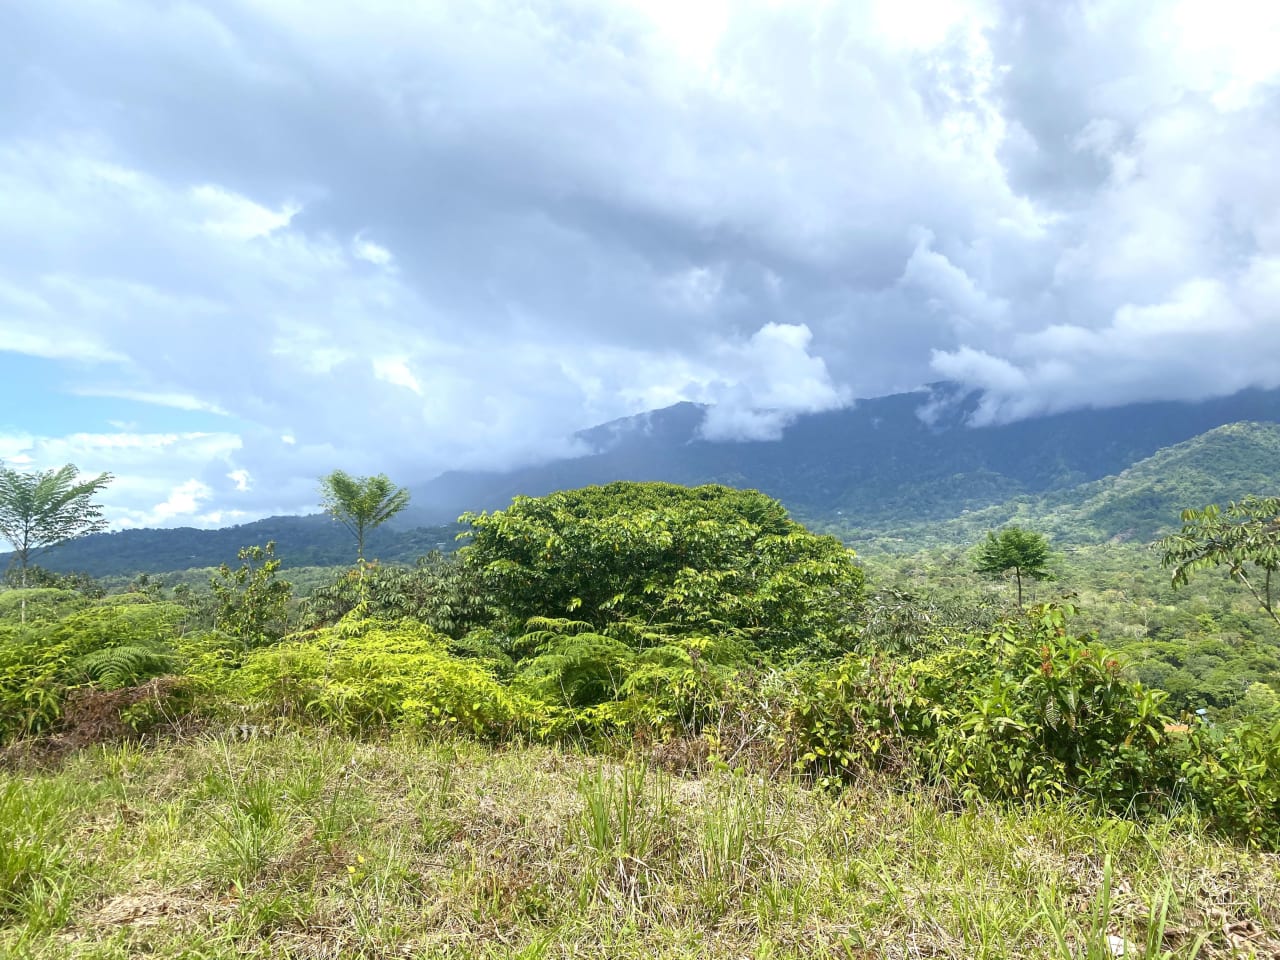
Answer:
[
  {"left": 1, "top": 565, "right": 104, "bottom": 598},
  {"left": 298, "top": 552, "right": 492, "bottom": 638},
  {"left": 785, "top": 654, "right": 927, "bottom": 786},
  {"left": 209, "top": 542, "right": 293, "bottom": 646},
  {"left": 462, "top": 482, "right": 865, "bottom": 658},
  {"left": 923, "top": 605, "right": 1176, "bottom": 810},
  {"left": 1181, "top": 716, "right": 1280, "bottom": 847},
  {"left": 789, "top": 605, "right": 1177, "bottom": 813},
  {"left": 220, "top": 619, "right": 553, "bottom": 738},
  {"left": 0, "top": 588, "right": 89, "bottom": 625},
  {"left": 510, "top": 617, "right": 748, "bottom": 735}
]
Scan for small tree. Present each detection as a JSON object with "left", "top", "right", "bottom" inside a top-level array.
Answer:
[
  {"left": 1158, "top": 496, "right": 1280, "bottom": 629},
  {"left": 210, "top": 542, "right": 293, "bottom": 647},
  {"left": 0, "top": 463, "right": 113, "bottom": 589},
  {"left": 319, "top": 471, "right": 410, "bottom": 563},
  {"left": 974, "top": 526, "right": 1053, "bottom": 606}
]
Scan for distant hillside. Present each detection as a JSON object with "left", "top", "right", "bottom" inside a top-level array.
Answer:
[
  {"left": 855, "top": 421, "right": 1280, "bottom": 549},
  {"left": 405, "top": 383, "right": 1280, "bottom": 529},
  {"left": 7, "top": 514, "right": 462, "bottom": 579},
  {"left": 1065, "top": 421, "right": 1280, "bottom": 541}
]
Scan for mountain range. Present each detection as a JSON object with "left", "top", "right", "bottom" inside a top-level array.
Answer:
[
  {"left": 11, "top": 383, "right": 1280, "bottom": 577},
  {"left": 406, "top": 382, "right": 1280, "bottom": 529}
]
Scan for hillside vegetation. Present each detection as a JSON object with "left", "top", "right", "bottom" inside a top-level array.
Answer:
[
  {"left": 3, "top": 481, "right": 1280, "bottom": 958},
  {"left": 2, "top": 515, "right": 461, "bottom": 579},
  {"left": 838, "top": 422, "right": 1280, "bottom": 549}
]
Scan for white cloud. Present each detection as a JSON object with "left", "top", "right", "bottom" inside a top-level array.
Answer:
[
  {"left": 898, "top": 231, "right": 1010, "bottom": 333},
  {"left": 192, "top": 184, "right": 300, "bottom": 240},
  {"left": 0, "top": 430, "right": 266, "bottom": 530},
  {"left": 148, "top": 479, "right": 213, "bottom": 524},
  {"left": 71, "top": 387, "right": 230, "bottom": 415},
  {"left": 352, "top": 235, "right": 393, "bottom": 266},
  {"left": 372, "top": 357, "right": 423, "bottom": 395},
  {"left": 932, "top": 272, "right": 1280, "bottom": 425},
  {"left": 0, "top": 0, "right": 1277, "bottom": 526},
  {"left": 699, "top": 323, "right": 851, "bottom": 441}
]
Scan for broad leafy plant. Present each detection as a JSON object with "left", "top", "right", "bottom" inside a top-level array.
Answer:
[
  {"left": 1181, "top": 714, "right": 1280, "bottom": 847},
  {"left": 462, "top": 482, "right": 865, "bottom": 659},
  {"left": 789, "top": 604, "right": 1177, "bottom": 812},
  {"left": 1159, "top": 495, "right": 1280, "bottom": 629}
]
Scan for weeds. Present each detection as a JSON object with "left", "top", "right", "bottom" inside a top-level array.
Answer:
[
  {"left": 576, "top": 761, "right": 667, "bottom": 859},
  {"left": 204, "top": 747, "right": 288, "bottom": 889}
]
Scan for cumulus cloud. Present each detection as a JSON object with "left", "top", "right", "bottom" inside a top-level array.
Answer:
[
  {"left": 0, "top": 0, "right": 1277, "bottom": 525},
  {"left": 0, "top": 430, "right": 246, "bottom": 528},
  {"left": 699, "top": 324, "right": 850, "bottom": 441},
  {"left": 925, "top": 0, "right": 1280, "bottom": 423}
]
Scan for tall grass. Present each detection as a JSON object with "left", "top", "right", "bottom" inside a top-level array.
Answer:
[
  {"left": 1, "top": 731, "right": 1276, "bottom": 959},
  {"left": 0, "top": 780, "right": 81, "bottom": 932}
]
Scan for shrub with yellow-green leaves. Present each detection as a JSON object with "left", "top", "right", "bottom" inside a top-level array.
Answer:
[{"left": 221, "top": 618, "right": 558, "bottom": 739}]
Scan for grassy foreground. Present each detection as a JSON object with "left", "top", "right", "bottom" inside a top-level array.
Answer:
[{"left": 3, "top": 730, "right": 1279, "bottom": 959}]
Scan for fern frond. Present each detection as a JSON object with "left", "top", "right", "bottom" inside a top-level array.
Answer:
[
  {"left": 522, "top": 617, "right": 596, "bottom": 635},
  {"left": 517, "top": 634, "right": 636, "bottom": 707},
  {"left": 78, "top": 642, "right": 175, "bottom": 690}
]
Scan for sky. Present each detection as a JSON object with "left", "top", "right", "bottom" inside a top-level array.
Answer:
[{"left": 1, "top": 0, "right": 1278, "bottom": 529}]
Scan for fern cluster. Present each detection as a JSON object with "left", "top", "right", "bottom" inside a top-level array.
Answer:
[
  {"left": 217, "top": 617, "right": 553, "bottom": 739},
  {"left": 77, "top": 642, "right": 175, "bottom": 690},
  {"left": 0, "top": 595, "right": 185, "bottom": 739}
]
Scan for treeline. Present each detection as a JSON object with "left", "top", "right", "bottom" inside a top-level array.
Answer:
[
  {"left": 6, "top": 514, "right": 461, "bottom": 577},
  {"left": 2, "top": 482, "right": 1279, "bottom": 847}
]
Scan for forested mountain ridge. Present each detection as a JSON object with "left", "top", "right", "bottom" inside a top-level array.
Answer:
[
  {"left": 841, "top": 420, "right": 1280, "bottom": 548},
  {"left": 405, "top": 383, "right": 1280, "bottom": 528},
  {"left": 6, "top": 514, "right": 462, "bottom": 578},
  {"left": 1055, "top": 421, "right": 1280, "bottom": 541}
]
